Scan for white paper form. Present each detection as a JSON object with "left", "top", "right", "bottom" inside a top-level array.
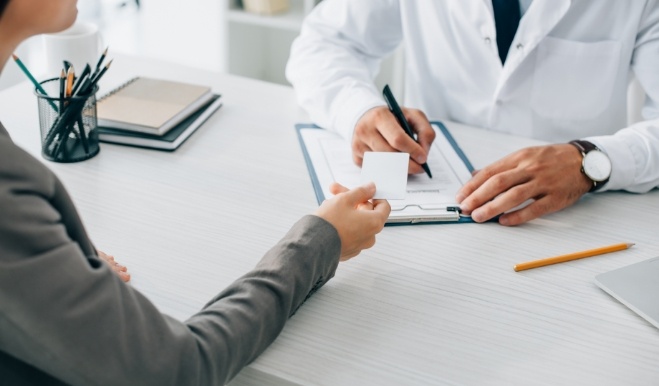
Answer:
[{"left": 300, "top": 124, "right": 473, "bottom": 223}]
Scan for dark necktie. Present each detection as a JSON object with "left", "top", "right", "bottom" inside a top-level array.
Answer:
[{"left": 492, "top": 0, "right": 521, "bottom": 64}]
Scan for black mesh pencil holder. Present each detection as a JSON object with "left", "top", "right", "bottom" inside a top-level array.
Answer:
[{"left": 35, "top": 78, "right": 100, "bottom": 163}]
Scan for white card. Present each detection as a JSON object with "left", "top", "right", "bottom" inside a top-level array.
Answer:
[{"left": 360, "top": 152, "right": 409, "bottom": 199}]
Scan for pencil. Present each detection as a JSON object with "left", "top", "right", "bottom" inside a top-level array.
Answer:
[
  {"left": 76, "top": 116, "right": 90, "bottom": 153},
  {"left": 90, "top": 59, "right": 112, "bottom": 87},
  {"left": 514, "top": 242, "right": 635, "bottom": 272},
  {"left": 12, "top": 54, "right": 48, "bottom": 95},
  {"left": 12, "top": 54, "right": 58, "bottom": 111},
  {"left": 71, "top": 64, "right": 91, "bottom": 96},
  {"left": 94, "top": 46, "right": 109, "bottom": 74},
  {"left": 59, "top": 69, "right": 65, "bottom": 111},
  {"left": 65, "top": 66, "right": 75, "bottom": 97}
]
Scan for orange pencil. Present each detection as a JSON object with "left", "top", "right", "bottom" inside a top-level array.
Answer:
[
  {"left": 514, "top": 242, "right": 635, "bottom": 272},
  {"left": 65, "top": 65, "right": 75, "bottom": 97}
]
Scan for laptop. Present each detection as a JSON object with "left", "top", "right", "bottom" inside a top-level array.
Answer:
[{"left": 595, "top": 256, "right": 659, "bottom": 329}]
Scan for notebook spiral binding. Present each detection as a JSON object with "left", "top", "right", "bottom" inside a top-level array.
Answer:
[{"left": 97, "top": 77, "right": 140, "bottom": 102}]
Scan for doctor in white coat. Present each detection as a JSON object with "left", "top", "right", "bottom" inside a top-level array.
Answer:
[{"left": 286, "top": 0, "right": 659, "bottom": 226}]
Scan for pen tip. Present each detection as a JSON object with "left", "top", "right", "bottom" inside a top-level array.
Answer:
[
  {"left": 11, "top": 54, "right": 18, "bottom": 60},
  {"left": 106, "top": 59, "right": 113, "bottom": 68},
  {"left": 424, "top": 166, "right": 432, "bottom": 178}
]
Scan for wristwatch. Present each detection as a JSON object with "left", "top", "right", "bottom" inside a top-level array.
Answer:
[{"left": 569, "top": 140, "right": 612, "bottom": 192}]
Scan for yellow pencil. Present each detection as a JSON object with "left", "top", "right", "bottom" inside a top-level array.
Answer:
[
  {"left": 514, "top": 242, "right": 635, "bottom": 272},
  {"left": 65, "top": 66, "right": 75, "bottom": 98}
]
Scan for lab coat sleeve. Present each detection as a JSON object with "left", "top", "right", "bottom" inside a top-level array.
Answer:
[
  {"left": 286, "top": 0, "right": 403, "bottom": 140},
  {"left": 586, "top": 0, "right": 659, "bottom": 193}
]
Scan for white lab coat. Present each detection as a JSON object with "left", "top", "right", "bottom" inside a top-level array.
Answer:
[{"left": 286, "top": 0, "right": 659, "bottom": 193}]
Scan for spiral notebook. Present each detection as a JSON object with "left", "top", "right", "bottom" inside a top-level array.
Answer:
[{"left": 96, "top": 77, "right": 214, "bottom": 136}]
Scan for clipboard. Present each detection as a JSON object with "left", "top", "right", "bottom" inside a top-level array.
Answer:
[{"left": 296, "top": 121, "right": 478, "bottom": 225}]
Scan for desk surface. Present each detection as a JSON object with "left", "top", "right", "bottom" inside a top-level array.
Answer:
[{"left": 1, "top": 55, "right": 658, "bottom": 385}]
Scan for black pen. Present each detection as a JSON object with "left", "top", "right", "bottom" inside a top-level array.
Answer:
[{"left": 382, "top": 84, "right": 432, "bottom": 178}]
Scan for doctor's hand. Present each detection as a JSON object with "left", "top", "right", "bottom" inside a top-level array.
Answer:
[
  {"left": 352, "top": 106, "right": 436, "bottom": 174},
  {"left": 455, "top": 144, "right": 592, "bottom": 226},
  {"left": 315, "top": 182, "right": 390, "bottom": 261},
  {"left": 97, "top": 250, "right": 131, "bottom": 282}
]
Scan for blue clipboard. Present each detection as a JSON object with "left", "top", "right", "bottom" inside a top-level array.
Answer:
[{"left": 296, "top": 121, "right": 480, "bottom": 225}]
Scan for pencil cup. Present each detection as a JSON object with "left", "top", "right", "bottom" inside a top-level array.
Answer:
[{"left": 35, "top": 78, "right": 100, "bottom": 163}]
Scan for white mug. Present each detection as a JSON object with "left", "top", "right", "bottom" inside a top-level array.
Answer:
[{"left": 42, "top": 21, "right": 102, "bottom": 78}]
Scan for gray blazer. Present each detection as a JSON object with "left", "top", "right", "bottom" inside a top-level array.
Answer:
[{"left": 0, "top": 123, "right": 341, "bottom": 385}]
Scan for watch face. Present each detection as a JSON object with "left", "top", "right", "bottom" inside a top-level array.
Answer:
[{"left": 583, "top": 150, "right": 612, "bottom": 182}]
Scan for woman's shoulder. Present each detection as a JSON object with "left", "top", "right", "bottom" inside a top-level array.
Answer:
[
  {"left": 0, "top": 123, "right": 57, "bottom": 198},
  {"left": 0, "top": 123, "right": 93, "bottom": 260}
]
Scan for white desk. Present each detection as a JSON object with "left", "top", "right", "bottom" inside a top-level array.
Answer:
[{"left": 2, "top": 55, "right": 658, "bottom": 385}]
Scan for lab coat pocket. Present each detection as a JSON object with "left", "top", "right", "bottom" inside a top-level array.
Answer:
[{"left": 531, "top": 37, "right": 621, "bottom": 121}]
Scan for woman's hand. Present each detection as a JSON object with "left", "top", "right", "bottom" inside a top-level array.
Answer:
[
  {"left": 97, "top": 250, "right": 131, "bottom": 282},
  {"left": 315, "top": 182, "right": 391, "bottom": 261}
]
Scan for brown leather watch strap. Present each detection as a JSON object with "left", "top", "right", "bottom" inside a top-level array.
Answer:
[
  {"left": 569, "top": 140, "right": 609, "bottom": 192},
  {"left": 570, "top": 139, "right": 598, "bottom": 154}
]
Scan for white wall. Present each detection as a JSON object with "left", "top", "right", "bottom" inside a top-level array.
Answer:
[
  {"left": 88, "top": 0, "right": 225, "bottom": 72},
  {"left": 0, "top": 0, "right": 226, "bottom": 91}
]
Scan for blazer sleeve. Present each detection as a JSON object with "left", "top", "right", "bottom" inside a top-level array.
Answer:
[
  {"left": 0, "top": 148, "right": 341, "bottom": 386},
  {"left": 286, "top": 0, "right": 403, "bottom": 140}
]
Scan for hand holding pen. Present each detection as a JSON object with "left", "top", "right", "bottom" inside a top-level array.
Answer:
[
  {"left": 382, "top": 85, "right": 432, "bottom": 178},
  {"left": 350, "top": 85, "right": 436, "bottom": 176}
]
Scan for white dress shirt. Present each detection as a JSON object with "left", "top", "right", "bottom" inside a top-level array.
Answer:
[{"left": 286, "top": 0, "right": 659, "bottom": 193}]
